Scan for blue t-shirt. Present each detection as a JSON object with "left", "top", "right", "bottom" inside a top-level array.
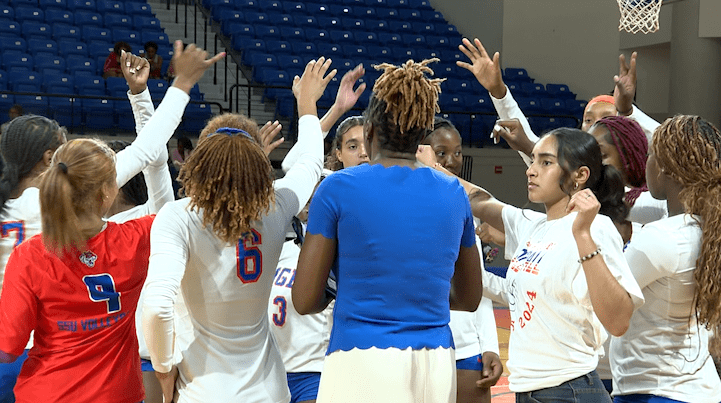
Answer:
[{"left": 307, "top": 164, "right": 476, "bottom": 354}]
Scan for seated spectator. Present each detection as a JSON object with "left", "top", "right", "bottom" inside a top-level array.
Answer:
[
  {"left": 103, "top": 41, "right": 132, "bottom": 79},
  {"left": 144, "top": 41, "right": 163, "bottom": 80},
  {"left": 1, "top": 105, "right": 24, "bottom": 135}
]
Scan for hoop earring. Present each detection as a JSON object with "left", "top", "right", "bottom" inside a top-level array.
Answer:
[{"left": 573, "top": 182, "right": 579, "bottom": 191}]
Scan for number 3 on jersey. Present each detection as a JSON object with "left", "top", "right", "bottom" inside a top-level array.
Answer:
[
  {"left": 83, "top": 274, "right": 121, "bottom": 313},
  {"left": 237, "top": 229, "right": 262, "bottom": 283}
]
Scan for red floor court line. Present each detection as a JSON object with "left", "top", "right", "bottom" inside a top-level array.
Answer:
[{"left": 493, "top": 306, "right": 514, "bottom": 402}]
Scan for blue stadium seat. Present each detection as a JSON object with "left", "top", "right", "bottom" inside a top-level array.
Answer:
[
  {"left": 354, "top": 31, "right": 377, "bottom": 44},
  {"left": 125, "top": 2, "right": 153, "bottom": 16},
  {"left": 243, "top": 11, "right": 269, "bottom": 26},
  {"left": 34, "top": 54, "right": 65, "bottom": 74},
  {"left": 392, "top": 47, "right": 416, "bottom": 63},
  {"left": 0, "top": 5, "right": 14, "bottom": 21},
  {"left": 316, "top": 16, "right": 341, "bottom": 29},
  {"left": 96, "top": 0, "right": 124, "bottom": 14},
  {"left": 249, "top": 53, "right": 278, "bottom": 82},
  {"left": 68, "top": 0, "right": 96, "bottom": 11},
  {"left": 317, "top": 43, "right": 343, "bottom": 59},
  {"left": 341, "top": 0, "right": 364, "bottom": 5},
  {"left": 329, "top": 4, "right": 353, "bottom": 17},
  {"left": 304, "top": 28, "right": 329, "bottom": 42},
  {"left": 367, "top": 45, "right": 392, "bottom": 61},
  {"left": 75, "top": 75, "right": 105, "bottom": 95},
  {"left": 378, "top": 32, "right": 402, "bottom": 46},
  {"left": 304, "top": 3, "right": 331, "bottom": 17},
  {"left": 112, "top": 29, "right": 141, "bottom": 47},
  {"left": 364, "top": 19, "right": 389, "bottom": 32},
  {"left": 276, "top": 55, "right": 303, "bottom": 79},
  {"left": 259, "top": 69, "right": 290, "bottom": 102},
  {"left": 539, "top": 98, "right": 571, "bottom": 115},
  {"left": 294, "top": 15, "right": 317, "bottom": 28},
  {"left": 421, "top": 9, "right": 445, "bottom": 23},
  {"left": 233, "top": 0, "right": 258, "bottom": 7},
  {"left": 182, "top": 102, "right": 212, "bottom": 133},
  {"left": 438, "top": 93, "right": 465, "bottom": 112},
  {"left": 412, "top": 22, "right": 435, "bottom": 34},
  {"left": 114, "top": 99, "right": 135, "bottom": 130},
  {"left": 402, "top": 34, "right": 426, "bottom": 47},
  {"left": 141, "top": 31, "right": 170, "bottom": 47},
  {"left": 265, "top": 40, "right": 291, "bottom": 54},
  {"left": 0, "top": 20, "right": 20, "bottom": 37},
  {"left": 83, "top": 98, "right": 114, "bottom": 129},
  {"left": 328, "top": 30, "right": 354, "bottom": 44},
  {"left": 219, "top": 11, "right": 244, "bottom": 36},
  {"left": 505, "top": 67, "right": 532, "bottom": 83},
  {"left": 43, "top": 73, "right": 75, "bottom": 94},
  {"left": 546, "top": 83, "right": 575, "bottom": 99},
  {"left": 375, "top": 8, "right": 398, "bottom": 20},
  {"left": 520, "top": 82, "right": 547, "bottom": 98},
  {"left": 267, "top": 12, "right": 293, "bottom": 26},
  {"left": 367, "top": 0, "right": 387, "bottom": 6},
  {"left": 22, "top": 22, "right": 53, "bottom": 40},
  {"left": 9, "top": 70, "right": 42, "bottom": 92},
  {"left": 415, "top": 48, "right": 441, "bottom": 61},
  {"left": 258, "top": 0, "right": 283, "bottom": 13},
  {"left": 147, "top": 79, "right": 168, "bottom": 98},
  {"left": 398, "top": 8, "right": 423, "bottom": 21},
  {"left": 88, "top": 41, "right": 113, "bottom": 59},
  {"left": 66, "top": 56, "right": 95, "bottom": 75},
  {"left": 74, "top": 10, "right": 102, "bottom": 26},
  {"left": 236, "top": 38, "right": 265, "bottom": 64},
  {"left": 565, "top": 99, "right": 587, "bottom": 116},
  {"left": 0, "top": 70, "right": 7, "bottom": 91},
  {"left": 133, "top": 16, "right": 162, "bottom": 31},
  {"left": 386, "top": 0, "right": 409, "bottom": 8},
  {"left": 290, "top": 42, "right": 317, "bottom": 59},
  {"left": 516, "top": 97, "right": 543, "bottom": 114},
  {"left": 408, "top": 0, "right": 433, "bottom": 9},
  {"left": 279, "top": 26, "right": 305, "bottom": 42},
  {"left": 3, "top": 53, "right": 33, "bottom": 72},
  {"left": 335, "top": 58, "right": 354, "bottom": 71},
  {"left": 439, "top": 23, "right": 461, "bottom": 39},
  {"left": 27, "top": 38, "right": 58, "bottom": 56},
  {"left": 343, "top": 45, "right": 367, "bottom": 60},
  {"left": 52, "top": 24, "right": 81, "bottom": 41},
  {"left": 15, "top": 95, "right": 49, "bottom": 116},
  {"left": 389, "top": 21, "right": 413, "bottom": 34},
  {"left": 45, "top": 9, "right": 74, "bottom": 25},
  {"left": 14, "top": 6, "right": 44, "bottom": 22},
  {"left": 0, "top": 94, "right": 13, "bottom": 120},
  {"left": 255, "top": 25, "right": 282, "bottom": 40},
  {"left": 464, "top": 94, "right": 494, "bottom": 113},
  {"left": 442, "top": 49, "right": 464, "bottom": 65},
  {"left": 104, "top": 13, "right": 132, "bottom": 29},
  {"left": 282, "top": 2, "right": 306, "bottom": 14},
  {"left": 274, "top": 93, "right": 295, "bottom": 118},
  {"left": 104, "top": 75, "right": 126, "bottom": 95},
  {"left": 425, "top": 35, "right": 450, "bottom": 48},
  {"left": 227, "top": 22, "right": 254, "bottom": 42},
  {"left": 0, "top": 37, "right": 26, "bottom": 55},
  {"left": 446, "top": 79, "right": 474, "bottom": 94},
  {"left": 59, "top": 41, "right": 88, "bottom": 57}
]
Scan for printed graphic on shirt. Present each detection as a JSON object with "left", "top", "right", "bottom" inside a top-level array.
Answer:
[
  {"left": 79, "top": 251, "right": 98, "bottom": 268},
  {"left": 271, "top": 266, "right": 295, "bottom": 327},
  {"left": 509, "top": 241, "right": 556, "bottom": 275},
  {"left": 506, "top": 279, "right": 538, "bottom": 333},
  {"left": 1, "top": 221, "right": 25, "bottom": 248}
]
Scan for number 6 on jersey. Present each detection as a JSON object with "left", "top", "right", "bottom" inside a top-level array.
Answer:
[{"left": 237, "top": 229, "right": 263, "bottom": 283}]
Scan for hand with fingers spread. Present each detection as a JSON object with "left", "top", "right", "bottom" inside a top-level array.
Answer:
[
  {"left": 456, "top": 38, "right": 507, "bottom": 99},
  {"left": 320, "top": 63, "right": 366, "bottom": 133},
  {"left": 491, "top": 119, "right": 535, "bottom": 155},
  {"left": 567, "top": 189, "right": 601, "bottom": 237},
  {"left": 170, "top": 41, "right": 226, "bottom": 94},
  {"left": 477, "top": 352, "right": 503, "bottom": 389},
  {"left": 613, "top": 52, "right": 637, "bottom": 116},
  {"left": 293, "top": 57, "right": 338, "bottom": 117},
  {"left": 259, "top": 120, "right": 284, "bottom": 156},
  {"left": 120, "top": 49, "right": 150, "bottom": 95}
]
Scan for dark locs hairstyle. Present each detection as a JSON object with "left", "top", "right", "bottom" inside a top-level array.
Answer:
[
  {"left": 591, "top": 115, "right": 648, "bottom": 206},
  {"left": 0, "top": 115, "right": 65, "bottom": 209},
  {"left": 106, "top": 140, "right": 148, "bottom": 206},
  {"left": 548, "top": 127, "right": 629, "bottom": 225},
  {"left": 364, "top": 58, "right": 445, "bottom": 153},
  {"left": 652, "top": 115, "right": 721, "bottom": 341}
]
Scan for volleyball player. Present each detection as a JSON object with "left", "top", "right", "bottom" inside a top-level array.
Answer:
[{"left": 142, "top": 57, "right": 333, "bottom": 403}]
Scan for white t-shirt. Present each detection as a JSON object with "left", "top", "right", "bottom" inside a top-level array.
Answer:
[
  {"left": 268, "top": 240, "right": 333, "bottom": 373},
  {"left": 483, "top": 206, "right": 644, "bottom": 392},
  {"left": 611, "top": 214, "right": 721, "bottom": 401},
  {"left": 450, "top": 235, "right": 499, "bottom": 360},
  {"left": 142, "top": 115, "right": 323, "bottom": 403},
  {"left": 627, "top": 189, "right": 667, "bottom": 225},
  {"left": 0, "top": 188, "right": 41, "bottom": 290}
]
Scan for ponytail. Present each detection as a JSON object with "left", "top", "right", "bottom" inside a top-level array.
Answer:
[
  {"left": 594, "top": 164, "right": 630, "bottom": 225},
  {"left": 39, "top": 139, "right": 115, "bottom": 255}
]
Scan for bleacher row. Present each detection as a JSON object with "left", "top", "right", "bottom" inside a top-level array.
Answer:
[
  {"left": 0, "top": 0, "right": 212, "bottom": 133},
  {"left": 204, "top": 0, "right": 588, "bottom": 145}
]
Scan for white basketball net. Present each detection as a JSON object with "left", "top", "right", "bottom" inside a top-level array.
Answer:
[{"left": 617, "top": 0, "right": 663, "bottom": 34}]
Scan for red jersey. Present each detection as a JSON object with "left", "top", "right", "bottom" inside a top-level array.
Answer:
[{"left": 0, "top": 216, "right": 153, "bottom": 403}]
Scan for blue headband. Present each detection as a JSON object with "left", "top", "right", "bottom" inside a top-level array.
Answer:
[{"left": 212, "top": 127, "right": 253, "bottom": 139}]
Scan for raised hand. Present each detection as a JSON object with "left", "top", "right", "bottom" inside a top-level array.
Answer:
[
  {"left": 613, "top": 51, "right": 637, "bottom": 116},
  {"left": 491, "top": 119, "right": 535, "bottom": 156},
  {"left": 457, "top": 38, "right": 506, "bottom": 99},
  {"left": 415, "top": 144, "right": 437, "bottom": 167},
  {"left": 476, "top": 222, "right": 506, "bottom": 247},
  {"left": 293, "top": 57, "right": 337, "bottom": 117},
  {"left": 259, "top": 120, "right": 284, "bottom": 156},
  {"left": 170, "top": 41, "right": 226, "bottom": 94},
  {"left": 120, "top": 49, "right": 150, "bottom": 95},
  {"left": 334, "top": 63, "right": 366, "bottom": 113},
  {"left": 477, "top": 352, "right": 503, "bottom": 389},
  {"left": 567, "top": 188, "right": 600, "bottom": 237}
]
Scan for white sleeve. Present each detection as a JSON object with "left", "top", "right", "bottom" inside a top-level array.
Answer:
[
  {"left": 477, "top": 233, "right": 509, "bottom": 305},
  {"left": 128, "top": 88, "right": 175, "bottom": 213},
  {"left": 142, "top": 204, "right": 189, "bottom": 373},
  {"left": 478, "top": 296, "right": 499, "bottom": 355},
  {"left": 281, "top": 125, "right": 329, "bottom": 174},
  {"left": 490, "top": 85, "right": 539, "bottom": 166},
  {"left": 275, "top": 115, "right": 324, "bottom": 218},
  {"left": 624, "top": 223, "right": 679, "bottom": 290},
  {"left": 128, "top": 88, "right": 155, "bottom": 134},
  {"left": 116, "top": 87, "right": 189, "bottom": 188},
  {"left": 628, "top": 105, "right": 661, "bottom": 144}
]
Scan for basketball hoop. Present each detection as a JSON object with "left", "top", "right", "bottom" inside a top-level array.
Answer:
[{"left": 617, "top": 0, "right": 663, "bottom": 34}]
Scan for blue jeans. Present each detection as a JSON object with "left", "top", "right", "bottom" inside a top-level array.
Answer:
[{"left": 516, "top": 370, "right": 612, "bottom": 403}]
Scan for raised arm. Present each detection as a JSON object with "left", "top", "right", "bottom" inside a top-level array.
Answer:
[
  {"left": 457, "top": 37, "right": 538, "bottom": 164},
  {"left": 274, "top": 57, "right": 336, "bottom": 218},
  {"left": 568, "top": 189, "right": 634, "bottom": 337},
  {"left": 115, "top": 41, "right": 225, "bottom": 188},
  {"left": 613, "top": 52, "right": 660, "bottom": 142}
]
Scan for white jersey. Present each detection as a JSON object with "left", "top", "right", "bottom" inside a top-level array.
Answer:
[
  {"left": 0, "top": 188, "right": 41, "bottom": 289},
  {"left": 268, "top": 240, "right": 333, "bottom": 373},
  {"left": 108, "top": 89, "right": 180, "bottom": 361},
  {"left": 449, "top": 235, "right": 499, "bottom": 360},
  {"left": 627, "top": 189, "right": 667, "bottom": 225},
  {"left": 142, "top": 115, "right": 323, "bottom": 403},
  {"left": 481, "top": 206, "right": 644, "bottom": 393},
  {"left": 611, "top": 214, "right": 721, "bottom": 401}
]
